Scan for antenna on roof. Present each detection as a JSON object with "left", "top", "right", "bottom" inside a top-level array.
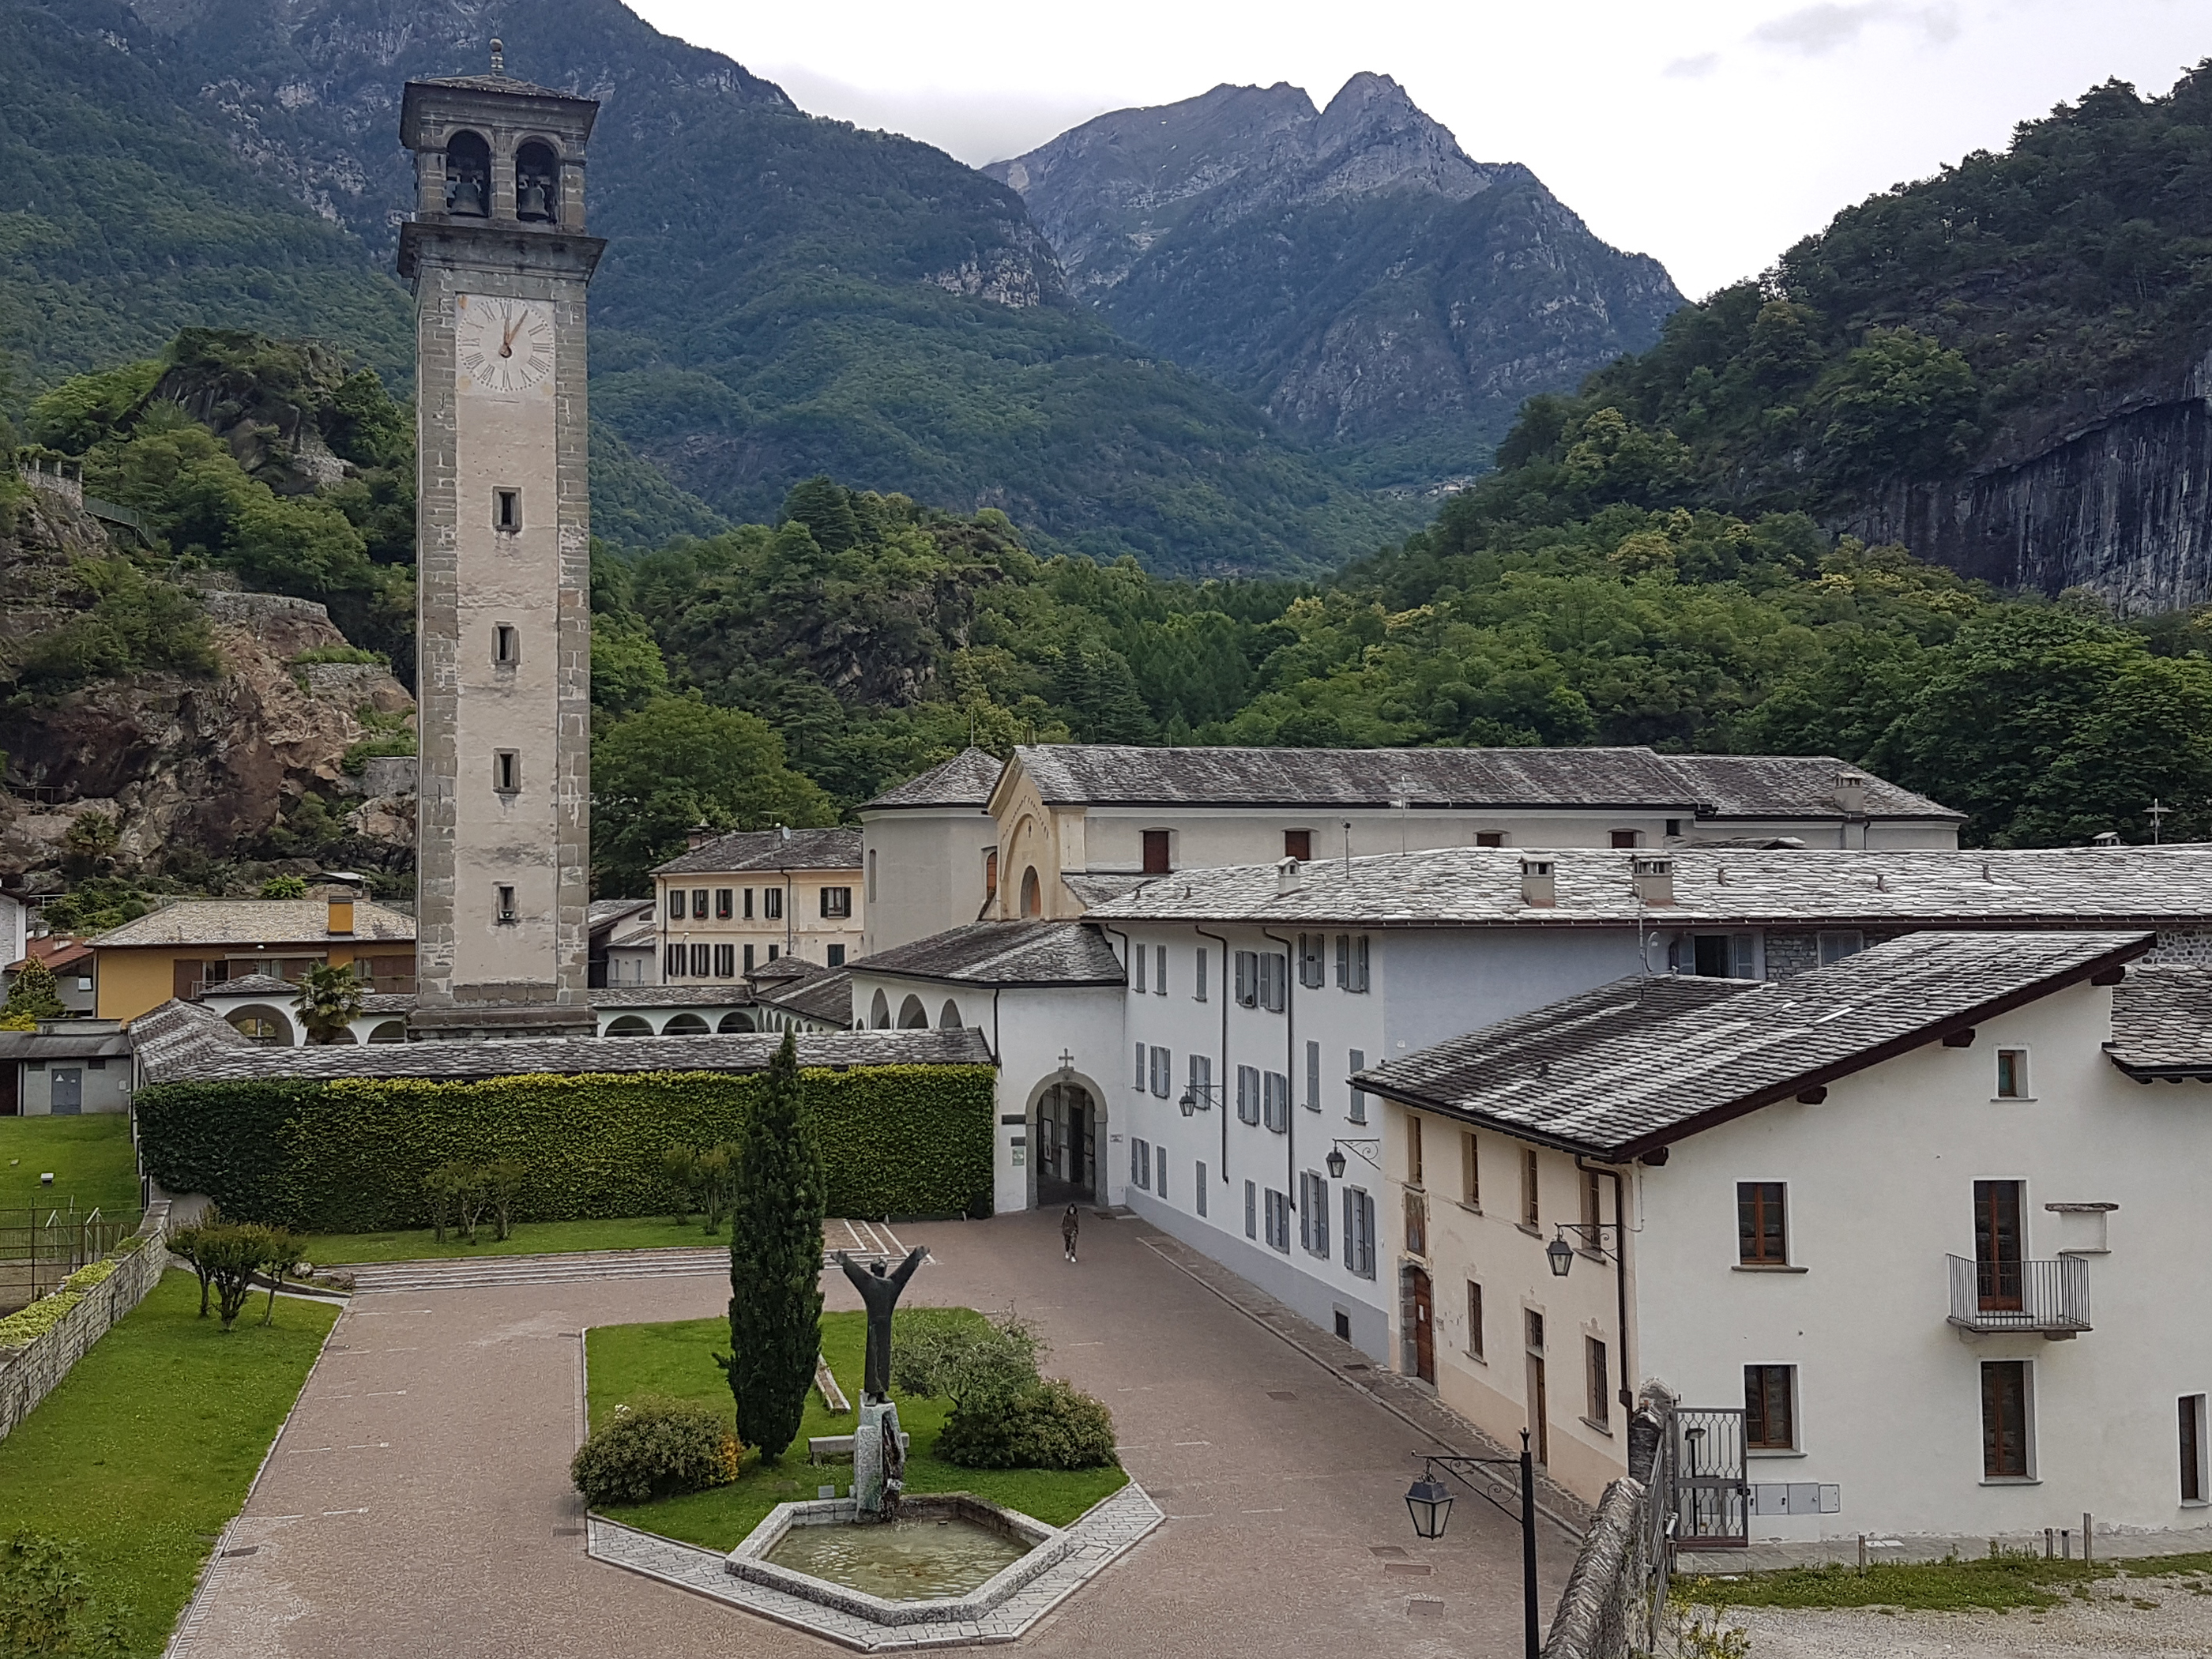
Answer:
[
  {"left": 2150, "top": 798, "right": 2170, "bottom": 845},
  {"left": 1341, "top": 821, "right": 1352, "bottom": 877}
]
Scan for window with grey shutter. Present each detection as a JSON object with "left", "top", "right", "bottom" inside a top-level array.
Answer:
[
  {"left": 1134, "top": 1041, "right": 1146, "bottom": 1090},
  {"left": 1264, "top": 1189, "right": 1291, "bottom": 1252},
  {"left": 1259, "top": 953, "right": 1288, "bottom": 1012},
  {"left": 1194, "top": 947, "right": 1208, "bottom": 1003},
  {"left": 1732, "top": 933, "right": 1755, "bottom": 979},
  {"left": 1349, "top": 1048, "right": 1367, "bottom": 1123},
  {"left": 1300, "top": 933, "right": 1325, "bottom": 988},
  {"left": 1157, "top": 1153, "right": 1168, "bottom": 1202},
  {"left": 1348, "top": 935, "right": 1371, "bottom": 992},
  {"left": 1155, "top": 945, "right": 1168, "bottom": 995},
  {"left": 1134, "top": 944, "right": 1146, "bottom": 994},
  {"left": 1235, "top": 950, "right": 1258, "bottom": 1006},
  {"left": 1236, "top": 1064, "right": 1262, "bottom": 1125},
  {"left": 1197, "top": 1163, "right": 1208, "bottom": 1216},
  {"left": 1188, "top": 1053, "right": 1213, "bottom": 1109},
  {"left": 1150, "top": 1045, "right": 1171, "bottom": 1098},
  {"left": 1343, "top": 1187, "right": 1375, "bottom": 1278},
  {"left": 1335, "top": 934, "right": 1349, "bottom": 988},
  {"left": 1263, "top": 1070, "right": 1288, "bottom": 1133},
  {"left": 1300, "top": 1172, "right": 1332, "bottom": 1255},
  {"left": 1245, "top": 1179, "right": 1257, "bottom": 1239},
  {"left": 1306, "top": 1040, "right": 1320, "bottom": 1110}
]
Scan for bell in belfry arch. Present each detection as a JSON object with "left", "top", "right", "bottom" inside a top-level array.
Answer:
[
  {"left": 517, "top": 175, "right": 549, "bottom": 220},
  {"left": 449, "top": 172, "right": 487, "bottom": 216}
]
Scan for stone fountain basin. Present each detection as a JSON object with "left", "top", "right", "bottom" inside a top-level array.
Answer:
[{"left": 726, "top": 1493, "right": 1070, "bottom": 1627}]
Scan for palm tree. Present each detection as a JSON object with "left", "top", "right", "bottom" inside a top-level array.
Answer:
[{"left": 295, "top": 961, "right": 365, "bottom": 1044}]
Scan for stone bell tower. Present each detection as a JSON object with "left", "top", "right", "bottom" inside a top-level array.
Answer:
[{"left": 398, "top": 43, "right": 602, "bottom": 1039}]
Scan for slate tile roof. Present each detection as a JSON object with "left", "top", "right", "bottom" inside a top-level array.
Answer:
[
  {"left": 192, "top": 973, "right": 297, "bottom": 999},
  {"left": 758, "top": 965, "right": 857, "bottom": 1027},
  {"left": 856, "top": 920, "right": 1126, "bottom": 987},
  {"left": 650, "top": 827, "right": 863, "bottom": 878},
  {"left": 1006, "top": 744, "right": 1958, "bottom": 819},
  {"left": 0, "top": 1028, "right": 130, "bottom": 1059},
  {"left": 2106, "top": 965, "right": 2212, "bottom": 1078},
  {"left": 1355, "top": 931, "right": 2149, "bottom": 1159},
  {"left": 412, "top": 73, "right": 589, "bottom": 101},
  {"left": 589, "top": 898, "right": 654, "bottom": 931},
  {"left": 591, "top": 986, "right": 755, "bottom": 1010},
  {"left": 129, "top": 999, "right": 991, "bottom": 1085},
  {"left": 1088, "top": 845, "right": 2212, "bottom": 928},
  {"left": 862, "top": 748, "right": 1005, "bottom": 811},
  {"left": 92, "top": 899, "right": 416, "bottom": 948}
]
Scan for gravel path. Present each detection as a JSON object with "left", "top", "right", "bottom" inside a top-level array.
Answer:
[{"left": 1718, "top": 1571, "right": 2212, "bottom": 1657}]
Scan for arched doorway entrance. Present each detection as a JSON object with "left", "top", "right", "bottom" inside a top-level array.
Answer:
[{"left": 1033, "top": 1080, "right": 1097, "bottom": 1207}]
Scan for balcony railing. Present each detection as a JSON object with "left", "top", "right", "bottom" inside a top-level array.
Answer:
[{"left": 1947, "top": 1254, "right": 2091, "bottom": 1335}]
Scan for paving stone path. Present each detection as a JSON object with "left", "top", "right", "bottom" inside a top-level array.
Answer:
[
  {"left": 171, "top": 1209, "right": 1564, "bottom": 1657},
  {"left": 345, "top": 1220, "right": 913, "bottom": 1293}
]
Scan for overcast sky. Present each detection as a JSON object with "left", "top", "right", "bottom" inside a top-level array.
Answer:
[{"left": 626, "top": 0, "right": 2206, "bottom": 299}]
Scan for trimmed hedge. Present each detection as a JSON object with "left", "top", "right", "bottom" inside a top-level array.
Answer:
[{"left": 135, "top": 1066, "right": 995, "bottom": 1234}]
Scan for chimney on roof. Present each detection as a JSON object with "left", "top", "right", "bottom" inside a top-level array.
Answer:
[
  {"left": 2091, "top": 830, "right": 2122, "bottom": 847},
  {"left": 327, "top": 896, "right": 355, "bottom": 936},
  {"left": 686, "top": 822, "right": 714, "bottom": 852},
  {"left": 1520, "top": 854, "right": 1556, "bottom": 908},
  {"left": 1276, "top": 856, "right": 1304, "bottom": 895},
  {"left": 1834, "top": 769, "right": 1868, "bottom": 814},
  {"left": 1632, "top": 852, "right": 1675, "bottom": 908}
]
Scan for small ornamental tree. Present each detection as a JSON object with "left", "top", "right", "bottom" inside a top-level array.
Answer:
[
  {"left": 258, "top": 875, "right": 308, "bottom": 898},
  {"left": 2, "top": 959, "right": 66, "bottom": 1028},
  {"left": 295, "top": 961, "right": 364, "bottom": 1045},
  {"left": 717, "top": 1033, "right": 825, "bottom": 1461}
]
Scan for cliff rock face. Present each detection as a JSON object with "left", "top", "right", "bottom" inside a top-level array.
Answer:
[
  {"left": 988, "top": 75, "right": 1683, "bottom": 489},
  {"left": 0, "top": 487, "right": 415, "bottom": 878},
  {"left": 1841, "top": 345, "right": 2212, "bottom": 613}
]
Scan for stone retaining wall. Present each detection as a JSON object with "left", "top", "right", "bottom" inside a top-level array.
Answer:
[
  {"left": 0, "top": 1201, "right": 171, "bottom": 1443},
  {"left": 1540, "top": 1389, "right": 1669, "bottom": 1659}
]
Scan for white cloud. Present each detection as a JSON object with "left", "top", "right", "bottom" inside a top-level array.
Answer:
[
  {"left": 1663, "top": 51, "right": 1723, "bottom": 79},
  {"left": 1750, "top": 2, "right": 1962, "bottom": 57}
]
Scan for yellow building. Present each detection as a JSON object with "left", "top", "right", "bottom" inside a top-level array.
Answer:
[
  {"left": 89, "top": 897, "right": 417, "bottom": 1022},
  {"left": 652, "top": 827, "right": 863, "bottom": 984}
]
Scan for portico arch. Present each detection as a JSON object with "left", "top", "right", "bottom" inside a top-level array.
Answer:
[
  {"left": 869, "top": 988, "right": 890, "bottom": 1028},
  {"left": 897, "top": 994, "right": 927, "bottom": 1029},
  {"left": 1023, "top": 1070, "right": 1107, "bottom": 1211}
]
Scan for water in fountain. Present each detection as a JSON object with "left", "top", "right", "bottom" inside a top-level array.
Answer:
[{"left": 766, "top": 1514, "right": 1029, "bottom": 1601}]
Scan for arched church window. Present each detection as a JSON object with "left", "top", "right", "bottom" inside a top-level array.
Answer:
[
  {"left": 515, "top": 141, "right": 559, "bottom": 222},
  {"left": 1019, "top": 866, "right": 1040, "bottom": 917},
  {"left": 446, "top": 131, "right": 491, "bottom": 217}
]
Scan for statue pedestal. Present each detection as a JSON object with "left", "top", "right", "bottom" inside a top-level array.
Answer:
[{"left": 852, "top": 1400, "right": 905, "bottom": 1519}]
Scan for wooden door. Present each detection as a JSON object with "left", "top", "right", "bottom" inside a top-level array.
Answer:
[
  {"left": 1974, "top": 1179, "right": 2024, "bottom": 1311},
  {"left": 1526, "top": 1354, "right": 1549, "bottom": 1464},
  {"left": 1410, "top": 1267, "right": 1435, "bottom": 1382}
]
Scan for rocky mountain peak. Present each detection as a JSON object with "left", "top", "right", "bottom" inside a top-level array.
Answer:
[{"left": 1307, "top": 72, "right": 1494, "bottom": 203}]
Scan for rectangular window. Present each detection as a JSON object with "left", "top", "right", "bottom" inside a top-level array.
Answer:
[
  {"left": 1142, "top": 829, "right": 1171, "bottom": 875},
  {"left": 493, "top": 623, "right": 517, "bottom": 664},
  {"left": 1587, "top": 1337, "right": 1611, "bottom": 1428},
  {"left": 493, "top": 750, "right": 521, "bottom": 792},
  {"left": 693, "top": 889, "right": 709, "bottom": 920},
  {"left": 1245, "top": 1179, "right": 1258, "bottom": 1240},
  {"left": 821, "top": 886, "right": 852, "bottom": 919},
  {"left": 713, "top": 942, "right": 735, "bottom": 978},
  {"left": 1196, "top": 1163, "right": 1208, "bottom": 1217},
  {"left": 665, "top": 942, "right": 685, "bottom": 979},
  {"left": 1349, "top": 1049, "right": 1367, "bottom": 1124},
  {"left": 1155, "top": 945, "right": 1167, "bottom": 996},
  {"left": 1264, "top": 1188, "right": 1292, "bottom": 1253},
  {"left": 1149, "top": 1045, "right": 1171, "bottom": 1098},
  {"left": 1475, "top": 831, "right": 1506, "bottom": 848},
  {"left": 1157, "top": 1154, "right": 1168, "bottom": 1203},
  {"left": 495, "top": 884, "right": 517, "bottom": 924},
  {"left": 495, "top": 487, "right": 521, "bottom": 531},
  {"left": 1981, "top": 1360, "right": 2032, "bottom": 1479},
  {"left": 1337, "top": 934, "right": 1370, "bottom": 993},
  {"left": 766, "top": 944, "right": 778, "bottom": 962},
  {"left": 1817, "top": 930, "right": 1864, "bottom": 966},
  {"left": 984, "top": 847, "right": 997, "bottom": 899},
  {"left": 826, "top": 944, "right": 845, "bottom": 968},
  {"left": 1306, "top": 1040, "right": 1320, "bottom": 1111},
  {"left": 668, "top": 890, "right": 685, "bottom": 920},
  {"left": 1134, "top": 944, "right": 1147, "bottom": 994},
  {"left": 743, "top": 942, "right": 755, "bottom": 972},
  {"left": 743, "top": 888, "right": 755, "bottom": 920},
  {"left": 2183, "top": 1395, "right": 2208, "bottom": 1504},
  {"left": 1996, "top": 1048, "right": 2030, "bottom": 1099},
  {"left": 1262, "top": 1070, "right": 1288, "bottom": 1133},
  {"left": 1462, "top": 1133, "right": 1481, "bottom": 1209},
  {"left": 1236, "top": 1064, "right": 1261, "bottom": 1125},
  {"left": 1744, "top": 1364, "right": 1795, "bottom": 1450},
  {"left": 762, "top": 888, "right": 784, "bottom": 921},
  {"left": 1609, "top": 830, "right": 1641, "bottom": 848},
  {"left": 716, "top": 888, "right": 734, "bottom": 920},
  {"left": 1134, "top": 1042, "right": 1147, "bottom": 1091},
  {"left": 1466, "top": 1282, "right": 1485, "bottom": 1360},
  {"left": 1345, "top": 1188, "right": 1376, "bottom": 1278},
  {"left": 689, "top": 942, "right": 710, "bottom": 977},
  {"left": 867, "top": 848, "right": 878, "bottom": 903},
  {"left": 1738, "top": 1182, "right": 1788, "bottom": 1265},
  {"left": 1522, "top": 1147, "right": 1540, "bottom": 1229},
  {"left": 1404, "top": 1188, "right": 1427, "bottom": 1257},
  {"left": 1581, "top": 1168, "right": 1602, "bottom": 1247},
  {"left": 1975, "top": 1179, "right": 2025, "bottom": 1311},
  {"left": 1300, "top": 1171, "right": 1331, "bottom": 1255},
  {"left": 1194, "top": 947, "right": 1208, "bottom": 1003},
  {"left": 1131, "top": 1138, "right": 1151, "bottom": 1191},
  {"left": 1285, "top": 829, "right": 1312, "bottom": 861},
  {"left": 1335, "top": 934, "right": 1349, "bottom": 988},
  {"left": 1299, "top": 932, "right": 1326, "bottom": 988},
  {"left": 1408, "top": 1113, "right": 1424, "bottom": 1187},
  {"left": 1187, "top": 1053, "right": 1213, "bottom": 1113},
  {"left": 1526, "top": 1309, "right": 1545, "bottom": 1352},
  {"left": 1235, "top": 950, "right": 1258, "bottom": 1007}
]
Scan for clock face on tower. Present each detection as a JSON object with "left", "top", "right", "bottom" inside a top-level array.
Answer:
[{"left": 455, "top": 295, "right": 555, "bottom": 396}]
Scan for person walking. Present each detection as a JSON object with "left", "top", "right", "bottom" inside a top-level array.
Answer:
[{"left": 1061, "top": 1203, "right": 1080, "bottom": 1264}]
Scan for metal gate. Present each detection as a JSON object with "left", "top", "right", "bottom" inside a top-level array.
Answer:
[{"left": 1669, "top": 1405, "right": 1750, "bottom": 1547}]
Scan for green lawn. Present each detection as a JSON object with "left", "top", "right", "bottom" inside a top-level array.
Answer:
[
  {"left": 0, "top": 1114, "right": 140, "bottom": 1217},
  {"left": 1678, "top": 1549, "right": 2212, "bottom": 1613},
  {"left": 301, "top": 1213, "right": 732, "bottom": 1265},
  {"left": 0, "top": 1269, "right": 340, "bottom": 1654},
  {"left": 585, "top": 1308, "right": 1128, "bottom": 1550}
]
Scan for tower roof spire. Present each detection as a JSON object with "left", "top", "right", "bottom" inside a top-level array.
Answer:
[{"left": 490, "top": 37, "right": 505, "bottom": 73}]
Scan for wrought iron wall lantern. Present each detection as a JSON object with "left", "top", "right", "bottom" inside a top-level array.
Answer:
[{"left": 1324, "top": 1138, "right": 1380, "bottom": 1179}]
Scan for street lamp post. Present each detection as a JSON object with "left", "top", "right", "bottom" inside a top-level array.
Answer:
[{"left": 1403, "top": 1429, "right": 1541, "bottom": 1659}]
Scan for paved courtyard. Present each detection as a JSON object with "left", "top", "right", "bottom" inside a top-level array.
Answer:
[{"left": 171, "top": 1209, "right": 1571, "bottom": 1657}]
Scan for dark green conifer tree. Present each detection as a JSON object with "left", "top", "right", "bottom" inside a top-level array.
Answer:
[{"left": 719, "top": 1032, "right": 826, "bottom": 1460}]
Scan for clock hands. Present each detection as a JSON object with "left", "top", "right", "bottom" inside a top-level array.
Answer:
[{"left": 499, "top": 312, "right": 521, "bottom": 359}]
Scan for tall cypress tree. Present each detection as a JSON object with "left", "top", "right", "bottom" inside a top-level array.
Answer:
[{"left": 721, "top": 1032, "right": 826, "bottom": 1461}]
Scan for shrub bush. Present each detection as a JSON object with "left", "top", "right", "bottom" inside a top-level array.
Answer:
[
  {"left": 570, "top": 1396, "right": 741, "bottom": 1508},
  {"left": 135, "top": 1066, "right": 995, "bottom": 1233},
  {"left": 937, "top": 1379, "right": 1119, "bottom": 1471}
]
